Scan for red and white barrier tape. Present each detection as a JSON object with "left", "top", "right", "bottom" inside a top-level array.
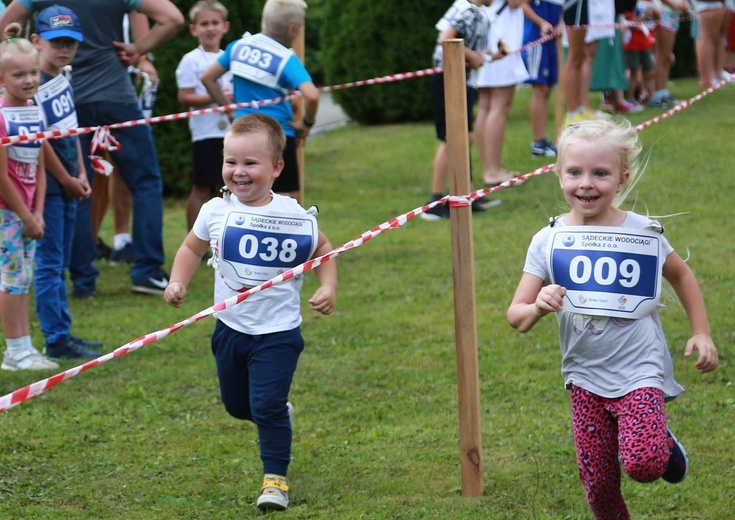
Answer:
[{"left": 0, "top": 30, "right": 730, "bottom": 415}]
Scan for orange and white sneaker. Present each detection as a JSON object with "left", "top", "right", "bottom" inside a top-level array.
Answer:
[{"left": 256, "top": 474, "right": 289, "bottom": 511}]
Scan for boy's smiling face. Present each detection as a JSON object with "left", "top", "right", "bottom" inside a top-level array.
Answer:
[
  {"left": 222, "top": 131, "right": 283, "bottom": 207},
  {"left": 190, "top": 9, "right": 230, "bottom": 52}
]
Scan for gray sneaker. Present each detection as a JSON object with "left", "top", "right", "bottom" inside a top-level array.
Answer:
[
  {"left": 256, "top": 474, "right": 289, "bottom": 511},
  {"left": 2, "top": 346, "right": 59, "bottom": 371}
]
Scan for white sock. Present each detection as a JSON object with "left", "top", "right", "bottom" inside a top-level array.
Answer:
[
  {"left": 114, "top": 233, "right": 132, "bottom": 250},
  {"left": 6, "top": 336, "right": 25, "bottom": 353}
]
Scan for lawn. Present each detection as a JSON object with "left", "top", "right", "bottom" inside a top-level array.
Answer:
[{"left": 0, "top": 77, "right": 733, "bottom": 519}]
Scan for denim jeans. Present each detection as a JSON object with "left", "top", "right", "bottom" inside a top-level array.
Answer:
[
  {"left": 35, "top": 194, "right": 76, "bottom": 347},
  {"left": 211, "top": 319, "right": 304, "bottom": 476},
  {"left": 71, "top": 102, "right": 165, "bottom": 290}
]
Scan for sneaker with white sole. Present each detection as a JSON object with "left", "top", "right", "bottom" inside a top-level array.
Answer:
[
  {"left": 256, "top": 474, "right": 289, "bottom": 511},
  {"left": 2, "top": 346, "right": 59, "bottom": 371},
  {"left": 287, "top": 401, "right": 294, "bottom": 428},
  {"left": 662, "top": 427, "right": 689, "bottom": 484},
  {"left": 131, "top": 270, "right": 170, "bottom": 295}
]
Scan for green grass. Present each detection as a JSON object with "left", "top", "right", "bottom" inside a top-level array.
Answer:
[{"left": 1, "top": 77, "right": 733, "bottom": 519}]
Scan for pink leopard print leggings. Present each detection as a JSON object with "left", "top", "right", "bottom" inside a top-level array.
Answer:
[{"left": 570, "top": 385, "right": 670, "bottom": 520}]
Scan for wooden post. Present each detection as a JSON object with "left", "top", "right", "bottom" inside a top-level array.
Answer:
[
  {"left": 293, "top": 24, "right": 306, "bottom": 204},
  {"left": 442, "top": 38, "right": 483, "bottom": 498},
  {"left": 555, "top": 33, "right": 565, "bottom": 136}
]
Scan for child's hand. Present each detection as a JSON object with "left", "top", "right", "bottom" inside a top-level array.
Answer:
[
  {"left": 467, "top": 50, "right": 485, "bottom": 70},
  {"left": 164, "top": 282, "right": 187, "bottom": 308},
  {"left": 63, "top": 177, "right": 90, "bottom": 200},
  {"left": 684, "top": 333, "right": 718, "bottom": 373},
  {"left": 540, "top": 21, "right": 554, "bottom": 37},
  {"left": 308, "top": 285, "right": 336, "bottom": 315},
  {"left": 535, "top": 284, "right": 566, "bottom": 317},
  {"left": 497, "top": 39, "right": 508, "bottom": 56},
  {"left": 22, "top": 213, "right": 44, "bottom": 239}
]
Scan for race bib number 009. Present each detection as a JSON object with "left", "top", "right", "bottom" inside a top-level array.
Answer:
[
  {"left": 548, "top": 227, "right": 662, "bottom": 318},
  {"left": 219, "top": 210, "right": 316, "bottom": 286}
]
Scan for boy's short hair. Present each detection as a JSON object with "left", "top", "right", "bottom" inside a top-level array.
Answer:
[
  {"left": 262, "top": 0, "right": 307, "bottom": 39},
  {"left": 189, "top": 0, "right": 228, "bottom": 23},
  {"left": 226, "top": 114, "right": 286, "bottom": 165}
]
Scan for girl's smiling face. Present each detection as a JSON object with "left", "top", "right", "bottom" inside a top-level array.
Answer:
[
  {"left": 222, "top": 130, "right": 283, "bottom": 206},
  {"left": 558, "top": 138, "right": 630, "bottom": 226}
]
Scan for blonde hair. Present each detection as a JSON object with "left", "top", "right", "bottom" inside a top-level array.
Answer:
[
  {"left": 0, "top": 23, "right": 38, "bottom": 71},
  {"left": 189, "top": 0, "right": 228, "bottom": 23},
  {"left": 261, "top": 0, "right": 307, "bottom": 41},
  {"left": 556, "top": 118, "right": 643, "bottom": 208},
  {"left": 225, "top": 113, "right": 286, "bottom": 165}
]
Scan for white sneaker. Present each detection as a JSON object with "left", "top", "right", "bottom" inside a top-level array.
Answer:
[
  {"left": 2, "top": 346, "right": 60, "bottom": 371},
  {"left": 287, "top": 401, "right": 294, "bottom": 428},
  {"left": 256, "top": 474, "right": 289, "bottom": 511}
]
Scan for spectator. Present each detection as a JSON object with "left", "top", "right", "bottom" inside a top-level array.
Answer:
[
  {"left": 649, "top": 0, "right": 691, "bottom": 108},
  {"left": 201, "top": 0, "right": 318, "bottom": 205},
  {"left": 0, "top": 0, "right": 184, "bottom": 297},
  {"left": 691, "top": 0, "right": 728, "bottom": 87},
  {"left": 475, "top": 0, "right": 529, "bottom": 194},
  {"left": 0, "top": 23, "right": 58, "bottom": 371},
  {"left": 522, "top": 0, "right": 564, "bottom": 158},
  {"left": 176, "top": 0, "right": 232, "bottom": 231},
  {"left": 623, "top": 1, "right": 660, "bottom": 104},
  {"left": 31, "top": 5, "right": 103, "bottom": 359}
]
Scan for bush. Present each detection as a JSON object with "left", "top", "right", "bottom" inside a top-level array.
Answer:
[{"left": 320, "top": 0, "right": 448, "bottom": 125}]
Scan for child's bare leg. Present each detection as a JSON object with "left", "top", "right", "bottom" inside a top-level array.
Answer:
[
  {"left": 0, "top": 293, "right": 29, "bottom": 339},
  {"left": 530, "top": 85, "right": 551, "bottom": 141}
]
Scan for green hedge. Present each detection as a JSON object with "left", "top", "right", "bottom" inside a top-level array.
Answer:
[{"left": 320, "top": 0, "right": 447, "bottom": 125}]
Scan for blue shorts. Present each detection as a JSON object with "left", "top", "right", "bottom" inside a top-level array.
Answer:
[
  {"left": 0, "top": 209, "right": 36, "bottom": 295},
  {"left": 523, "top": 3, "right": 562, "bottom": 86}
]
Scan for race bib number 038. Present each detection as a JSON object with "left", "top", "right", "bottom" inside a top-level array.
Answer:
[
  {"left": 219, "top": 210, "right": 316, "bottom": 286},
  {"left": 547, "top": 227, "right": 662, "bottom": 318}
]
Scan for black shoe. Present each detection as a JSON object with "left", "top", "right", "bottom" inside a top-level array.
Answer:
[
  {"left": 95, "top": 238, "right": 112, "bottom": 260},
  {"left": 473, "top": 195, "right": 501, "bottom": 211},
  {"left": 131, "top": 270, "right": 170, "bottom": 295},
  {"left": 110, "top": 243, "right": 134, "bottom": 266},
  {"left": 69, "top": 334, "right": 104, "bottom": 350},
  {"left": 662, "top": 427, "right": 689, "bottom": 484},
  {"left": 72, "top": 288, "right": 96, "bottom": 299},
  {"left": 46, "top": 336, "right": 103, "bottom": 360},
  {"left": 420, "top": 197, "right": 449, "bottom": 221}
]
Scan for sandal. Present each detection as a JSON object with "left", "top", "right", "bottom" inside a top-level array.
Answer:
[{"left": 484, "top": 169, "right": 520, "bottom": 188}]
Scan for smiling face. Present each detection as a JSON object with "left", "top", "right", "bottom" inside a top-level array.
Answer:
[
  {"left": 190, "top": 9, "right": 230, "bottom": 52},
  {"left": 222, "top": 130, "right": 284, "bottom": 206},
  {"left": 557, "top": 138, "right": 630, "bottom": 226},
  {"left": 0, "top": 52, "right": 40, "bottom": 106}
]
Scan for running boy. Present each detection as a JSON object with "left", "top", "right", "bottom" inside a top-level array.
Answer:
[
  {"left": 164, "top": 113, "right": 337, "bottom": 512},
  {"left": 175, "top": 0, "right": 232, "bottom": 231},
  {"left": 31, "top": 5, "right": 103, "bottom": 359},
  {"left": 0, "top": 23, "right": 57, "bottom": 370},
  {"left": 507, "top": 118, "right": 718, "bottom": 519},
  {"left": 201, "top": 0, "right": 318, "bottom": 204}
]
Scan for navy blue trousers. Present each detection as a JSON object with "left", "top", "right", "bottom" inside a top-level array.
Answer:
[{"left": 212, "top": 319, "right": 304, "bottom": 476}]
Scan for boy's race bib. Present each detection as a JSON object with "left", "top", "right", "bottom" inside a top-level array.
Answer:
[
  {"left": 218, "top": 209, "right": 318, "bottom": 286},
  {"left": 230, "top": 33, "right": 292, "bottom": 92},
  {"left": 34, "top": 74, "right": 78, "bottom": 130},
  {"left": 547, "top": 226, "right": 663, "bottom": 318}
]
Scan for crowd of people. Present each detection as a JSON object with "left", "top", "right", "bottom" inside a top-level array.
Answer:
[
  {"left": 421, "top": 0, "right": 735, "bottom": 218},
  {"left": 0, "top": 0, "right": 726, "bottom": 515}
]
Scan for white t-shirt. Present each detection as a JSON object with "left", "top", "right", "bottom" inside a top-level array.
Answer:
[
  {"left": 175, "top": 47, "right": 232, "bottom": 142},
  {"left": 523, "top": 211, "right": 684, "bottom": 400},
  {"left": 193, "top": 193, "right": 319, "bottom": 335}
]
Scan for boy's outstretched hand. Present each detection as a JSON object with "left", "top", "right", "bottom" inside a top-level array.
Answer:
[
  {"left": 684, "top": 333, "right": 718, "bottom": 374},
  {"left": 309, "top": 285, "right": 336, "bottom": 315},
  {"left": 164, "top": 282, "right": 187, "bottom": 308}
]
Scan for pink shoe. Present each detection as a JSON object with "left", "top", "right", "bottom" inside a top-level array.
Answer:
[{"left": 614, "top": 100, "right": 644, "bottom": 114}]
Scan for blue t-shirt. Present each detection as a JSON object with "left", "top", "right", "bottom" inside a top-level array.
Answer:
[
  {"left": 18, "top": 0, "right": 142, "bottom": 104},
  {"left": 218, "top": 33, "right": 311, "bottom": 137}
]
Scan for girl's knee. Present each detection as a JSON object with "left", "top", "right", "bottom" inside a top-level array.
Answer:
[{"left": 622, "top": 458, "right": 665, "bottom": 483}]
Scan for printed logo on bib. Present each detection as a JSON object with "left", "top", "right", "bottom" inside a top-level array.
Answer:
[
  {"left": 34, "top": 74, "right": 78, "bottom": 130},
  {"left": 2, "top": 106, "right": 43, "bottom": 163},
  {"left": 219, "top": 210, "right": 316, "bottom": 286},
  {"left": 548, "top": 227, "right": 662, "bottom": 318}
]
